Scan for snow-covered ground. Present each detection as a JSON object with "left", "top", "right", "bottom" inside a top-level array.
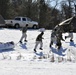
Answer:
[{"left": 0, "top": 28, "right": 76, "bottom": 75}]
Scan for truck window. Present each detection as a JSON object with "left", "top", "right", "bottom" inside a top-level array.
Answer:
[
  {"left": 22, "top": 18, "right": 26, "bottom": 21},
  {"left": 15, "top": 18, "right": 21, "bottom": 21},
  {"left": 27, "top": 18, "right": 31, "bottom": 21}
]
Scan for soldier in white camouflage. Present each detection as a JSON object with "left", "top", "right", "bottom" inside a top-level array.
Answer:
[
  {"left": 50, "top": 29, "right": 57, "bottom": 47},
  {"left": 56, "top": 31, "right": 65, "bottom": 49},
  {"left": 19, "top": 24, "right": 28, "bottom": 43}
]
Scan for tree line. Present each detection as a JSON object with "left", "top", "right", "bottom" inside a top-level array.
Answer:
[{"left": 0, "top": 0, "right": 76, "bottom": 29}]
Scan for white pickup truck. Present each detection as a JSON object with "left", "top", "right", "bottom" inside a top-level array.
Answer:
[{"left": 5, "top": 17, "right": 38, "bottom": 29}]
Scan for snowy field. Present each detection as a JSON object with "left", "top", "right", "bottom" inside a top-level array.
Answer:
[{"left": 0, "top": 28, "right": 76, "bottom": 75}]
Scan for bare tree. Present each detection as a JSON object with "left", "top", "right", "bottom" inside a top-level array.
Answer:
[
  {"left": 26, "top": 0, "right": 32, "bottom": 18},
  {"left": 0, "top": 0, "right": 9, "bottom": 19},
  {"left": 60, "top": 0, "right": 75, "bottom": 19},
  {"left": 38, "top": 0, "right": 47, "bottom": 28}
]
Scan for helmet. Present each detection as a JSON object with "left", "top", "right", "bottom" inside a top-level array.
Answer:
[{"left": 41, "top": 32, "right": 44, "bottom": 35}]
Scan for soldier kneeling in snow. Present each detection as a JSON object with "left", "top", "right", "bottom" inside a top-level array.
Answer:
[{"left": 34, "top": 32, "right": 44, "bottom": 52}]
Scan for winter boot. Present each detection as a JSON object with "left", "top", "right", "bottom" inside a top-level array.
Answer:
[
  {"left": 65, "top": 36, "right": 67, "bottom": 39},
  {"left": 19, "top": 41, "right": 22, "bottom": 43},
  {"left": 56, "top": 42, "right": 61, "bottom": 50},
  {"left": 70, "top": 39, "right": 73, "bottom": 42},
  {"left": 34, "top": 49, "right": 36, "bottom": 52},
  {"left": 50, "top": 41, "right": 53, "bottom": 47},
  {"left": 40, "top": 48, "right": 43, "bottom": 50},
  {"left": 58, "top": 46, "right": 61, "bottom": 50},
  {"left": 49, "top": 43, "right": 51, "bottom": 47},
  {"left": 24, "top": 40, "right": 27, "bottom": 42}
]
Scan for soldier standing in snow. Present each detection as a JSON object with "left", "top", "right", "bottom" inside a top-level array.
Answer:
[
  {"left": 19, "top": 24, "right": 28, "bottom": 43},
  {"left": 56, "top": 31, "right": 65, "bottom": 49},
  {"left": 50, "top": 29, "right": 57, "bottom": 47},
  {"left": 34, "top": 32, "right": 44, "bottom": 52},
  {"left": 50, "top": 25, "right": 62, "bottom": 47}
]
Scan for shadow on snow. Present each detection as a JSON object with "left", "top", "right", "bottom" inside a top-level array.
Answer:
[
  {"left": 19, "top": 43, "right": 27, "bottom": 49},
  {"left": 65, "top": 41, "right": 76, "bottom": 47},
  {"left": 50, "top": 47, "right": 67, "bottom": 56},
  {"left": 69, "top": 42, "right": 76, "bottom": 47},
  {"left": 35, "top": 51, "right": 43, "bottom": 56},
  {"left": 0, "top": 49, "right": 14, "bottom": 53}
]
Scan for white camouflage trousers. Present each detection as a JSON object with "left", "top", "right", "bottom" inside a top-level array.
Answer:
[
  {"left": 34, "top": 41, "right": 43, "bottom": 50},
  {"left": 51, "top": 36, "right": 57, "bottom": 43},
  {"left": 20, "top": 32, "right": 27, "bottom": 42}
]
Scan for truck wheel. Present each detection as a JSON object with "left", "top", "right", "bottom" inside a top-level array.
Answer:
[
  {"left": 15, "top": 24, "right": 20, "bottom": 28},
  {"left": 33, "top": 25, "right": 37, "bottom": 29}
]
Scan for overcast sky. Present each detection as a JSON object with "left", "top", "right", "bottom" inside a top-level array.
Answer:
[{"left": 46, "top": 0, "right": 62, "bottom": 9}]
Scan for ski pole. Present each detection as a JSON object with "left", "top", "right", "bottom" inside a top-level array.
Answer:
[{"left": 15, "top": 42, "right": 20, "bottom": 46}]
